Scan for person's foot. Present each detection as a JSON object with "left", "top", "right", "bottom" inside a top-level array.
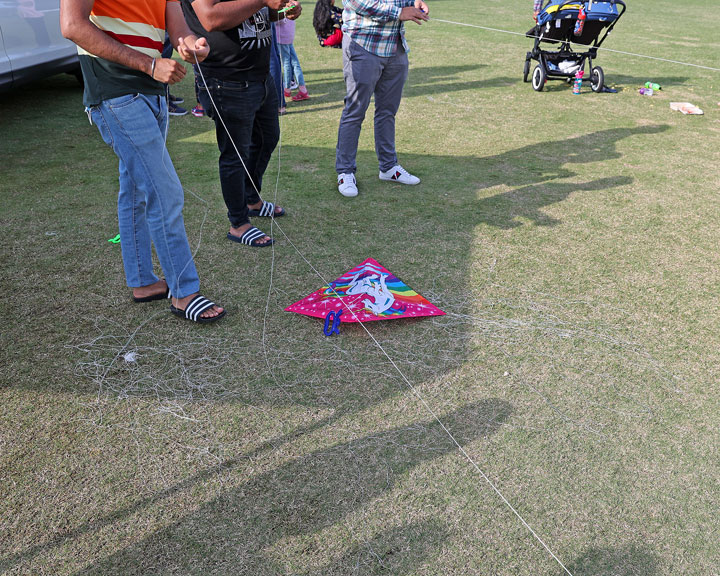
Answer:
[
  {"left": 279, "top": 106, "right": 287, "bottom": 116},
  {"left": 132, "top": 279, "right": 168, "bottom": 302},
  {"left": 379, "top": 165, "right": 420, "bottom": 185},
  {"left": 168, "top": 102, "right": 188, "bottom": 116},
  {"left": 247, "top": 200, "right": 285, "bottom": 217},
  {"left": 292, "top": 88, "right": 309, "bottom": 101},
  {"left": 338, "top": 173, "right": 358, "bottom": 197},
  {"left": 171, "top": 293, "right": 224, "bottom": 320},
  {"left": 169, "top": 93, "right": 184, "bottom": 104},
  {"left": 191, "top": 104, "right": 204, "bottom": 117},
  {"left": 283, "top": 88, "right": 292, "bottom": 98},
  {"left": 228, "top": 223, "right": 272, "bottom": 246}
]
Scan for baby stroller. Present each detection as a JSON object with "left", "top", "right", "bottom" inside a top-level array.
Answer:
[{"left": 524, "top": 0, "right": 626, "bottom": 92}]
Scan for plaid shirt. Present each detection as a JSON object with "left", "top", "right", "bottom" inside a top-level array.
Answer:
[{"left": 342, "top": 0, "right": 416, "bottom": 57}]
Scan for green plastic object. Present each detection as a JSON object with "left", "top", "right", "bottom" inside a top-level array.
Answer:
[
  {"left": 645, "top": 82, "right": 661, "bottom": 91},
  {"left": 108, "top": 233, "right": 121, "bottom": 244}
]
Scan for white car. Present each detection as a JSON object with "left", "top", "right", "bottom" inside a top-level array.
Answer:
[{"left": 0, "top": 0, "right": 79, "bottom": 91}]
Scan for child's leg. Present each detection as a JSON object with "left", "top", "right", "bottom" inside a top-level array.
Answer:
[
  {"left": 289, "top": 44, "right": 306, "bottom": 88},
  {"left": 278, "top": 43, "right": 294, "bottom": 90}
]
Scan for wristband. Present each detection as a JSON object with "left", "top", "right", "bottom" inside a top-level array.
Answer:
[{"left": 150, "top": 58, "right": 156, "bottom": 79}]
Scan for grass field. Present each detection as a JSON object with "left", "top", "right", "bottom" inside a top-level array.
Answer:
[{"left": 1, "top": 0, "right": 719, "bottom": 574}]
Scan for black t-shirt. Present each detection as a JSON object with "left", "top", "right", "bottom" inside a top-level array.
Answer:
[{"left": 181, "top": 0, "right": 272, "bottom": 81}]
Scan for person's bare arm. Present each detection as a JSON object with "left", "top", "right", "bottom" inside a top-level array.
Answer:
[
  {"left": 60, "top": 0, "right": 188, "bottom": 83},
  {"left": 166, "top": 1, "right": 210, "bottom": 63},
  {"left": 191, "top": 0, "right": 287, "bottom": 32}
]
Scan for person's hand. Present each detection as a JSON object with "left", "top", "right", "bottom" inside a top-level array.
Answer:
[
  {"left": 265, "top": 0, "right": 289, "bottom": 11},
  {"left": 533, "top": 9, "right": 540, "bottom": 21},
  {"left": 399, "top": 5, "right": 428, "bottom": 24},
  {"left": 414, "top": 0, "right": 429, "bottom": 16},
  {"left": 152, "top": 58, "right": 187, "bottom": 84},
  {"left": 285, "top": 0, "right": 302, "bottom": 20},
  {"left": 177, "top": 36, "right": 210, "bottom": 63}
]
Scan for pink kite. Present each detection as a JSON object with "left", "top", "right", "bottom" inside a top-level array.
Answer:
[{"left": 285, "top": 258, "right": 445, "bottom": 323}]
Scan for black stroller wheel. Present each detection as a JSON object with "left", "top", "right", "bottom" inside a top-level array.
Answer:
[
  {"left": 532, "top": 65, "right": 546, "bottom": 92},
  {"left": 591, "top": 66, "right": 605, "bottom": 93},
  {"left": 524, "top": 58, "right": 531, "bottom": 83}
]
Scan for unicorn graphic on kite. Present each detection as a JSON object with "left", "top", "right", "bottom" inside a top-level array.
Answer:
[{"left": 346, "top": 272, "right": 396, "bottom": 315}]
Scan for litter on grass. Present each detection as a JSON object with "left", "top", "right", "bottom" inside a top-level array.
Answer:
[
  {"left": 123, "top": 351, "right": 138, "bottom": 363},
  {"left": 670, "top": 102, "right": 703, "bottom": 115}
]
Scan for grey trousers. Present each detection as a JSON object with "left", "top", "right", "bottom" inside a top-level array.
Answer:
[{"left": 335, "top": 34, "right": 409, "bottom": 175}]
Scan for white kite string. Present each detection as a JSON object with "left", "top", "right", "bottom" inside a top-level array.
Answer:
[
  {"left": 192, "top": 50, "right": 575, "bottom": 575},
  {"left": 262, "top": 84, "right": 283, "bottom": 384},
  {"left": 432, "top": 18, "right": 720, "bottom": 73}
]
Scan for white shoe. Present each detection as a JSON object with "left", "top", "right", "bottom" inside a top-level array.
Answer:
[
  {"left": 338, "top": 173, "right": 358, "bottom": 197},
  {"left": 379, "top": 165, "right": 420, "bottom": 185}
]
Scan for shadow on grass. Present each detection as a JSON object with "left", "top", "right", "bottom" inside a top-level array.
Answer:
[
  {"left": 1, "top": 122, "right": 669, "bottom": 402},
  {"left": 564, "top": 545, "right": 659, "bottom": 576},
  {"left": 475, "top": 175, "right": 633, "bottom": 229},
  {"left": 288, "top": 63, "right": 492, "bottom": 106},
  {"left": 352, "top": 124, "right": 668, "bottom": 231},
  {"left": 605, "top": 74, "right": 692, "bottom": 89},
  {"left": 305, "top": 519, "right": 448, "bottom": 576},
  {"left": 472, "top": 124, "right": 666, "bottom": 225},
  {"left": 535, "top": 74, "right": 692, "bottom": 94},
  {"left": 19, "top": 399, "right": 510, "bottom": 576}
]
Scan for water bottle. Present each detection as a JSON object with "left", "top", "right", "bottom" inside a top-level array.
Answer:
[
  {"left": 574, "top": 5, "right": 586, "bottom": 36},
  {"left": 533, "top": 0, "right": 543, "bottom": 16},
  {"left": 644, "top": 82, "right": 661, "bottom": 91},
  {"left": 572, "top": 70, "right": 584, "bottom": 94}
]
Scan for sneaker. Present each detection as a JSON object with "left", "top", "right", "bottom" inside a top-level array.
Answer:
[
  {"left": 191, "top": 105, "right": 205, "bottom": 117},
  {"left": 283, "top": 88, "right": 292, "bottom": 99},
  {"left": 168, "top": 102, "right": 188, "bottom": 116},
  {"left": 289, "top": 80, "right": 299, "bottom": 90},
  {"left": 379, "top": 165, "right": 420, "bottom": 185},
  {"left": 337, "top": 173, "right": 358, "bottom": 197},
  {"left": 292, "top": 89, "right": 309, "bottom": 102},
  {"left": 169, "top": 93, "right": 184, "bottom": 104}
]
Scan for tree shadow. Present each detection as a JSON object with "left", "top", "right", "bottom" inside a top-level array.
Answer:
[
  {"left": 475, "top": 175, "right": 633, "bottom": 229},
  {"left": 64, "top": 399, "right": 511, "bottom": 575},
  {"left": 358, "top": 124, "right": 668, "bottom": 231}
]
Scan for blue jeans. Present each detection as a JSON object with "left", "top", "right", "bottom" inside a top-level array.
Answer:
[
  {"left": 336, "top": 36, "right": 408, "bottom": 174},
  {"left": 89, "top": 93, "right": 200, "bottom": 298},
  {"left": 278, "top": 43, "right": 305, "bottom": 89},
  {"left": 270, "top": 23, "right": 285, "bottom": 108},
  {"left": 198, "top": 75, "right": 279, "bottom": 228}
]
